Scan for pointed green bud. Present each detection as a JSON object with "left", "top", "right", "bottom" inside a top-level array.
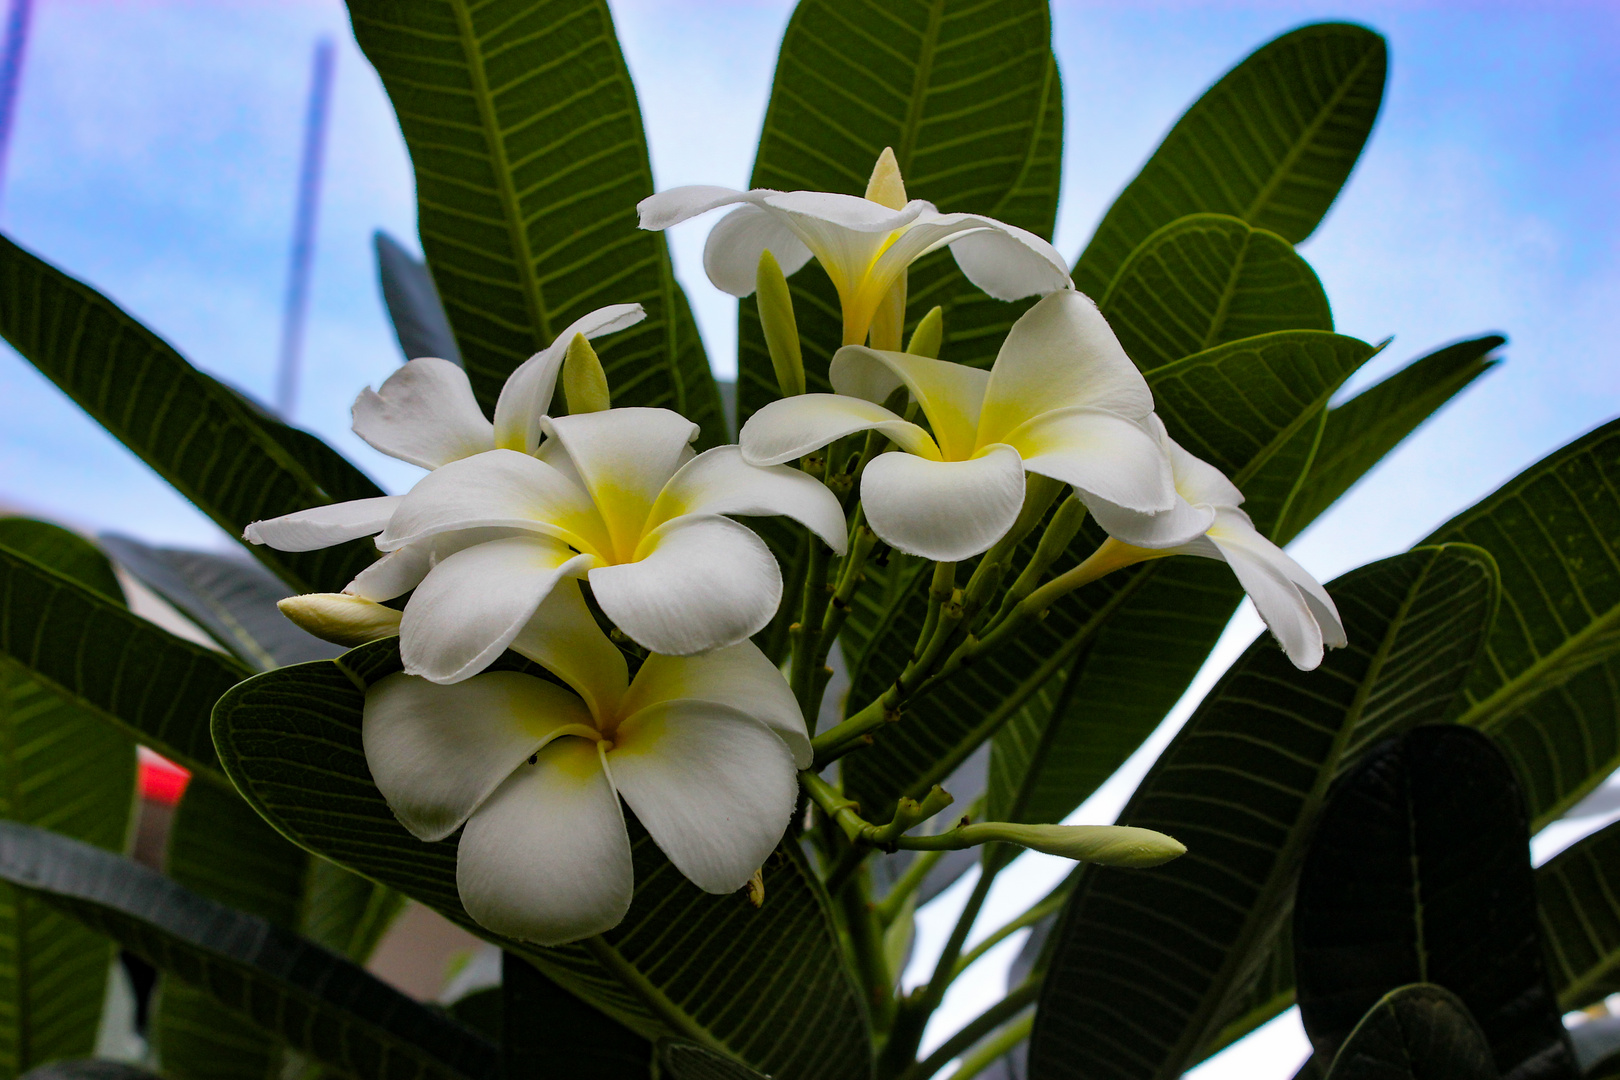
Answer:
[
  {"left": 756, "top": 249, "right": 805, "bottom": 398},
  {"left": 973, "top": 823, "right": 1185, "bottom": 867},
  {"left": 562, "top": 332, "right": 611, "bottom": 414},
  {"left": 906, "top": 306, "right": 943, "bottom": 358}
]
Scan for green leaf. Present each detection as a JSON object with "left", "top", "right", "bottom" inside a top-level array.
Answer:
[
  {"left": 0, "top": 542, "right": 251, "bottom": 778},
  {"left": 100, "top": 533, "right": 341, "bottom": 670},
  {"left": 1321, "top": 985, "right": 1497, "bottom": 1080},
  {"left": 1425, "top": 417, "right": 1620, "bottom": 827},
  {"left": 344, "top": 0, "right": 724, "bottom": 445},
  {"left": 1294, "top": 727, "right": 1573, "bottom": 1078},
  {"left": 661, "top": 1041, "right": 772, "bottom": 1080},
  {"left": 0, "top": 233, "right": 383, "bottom": 595},
  {"left": 1100, "top": 213, "right": 1333, "bottom": 370},
  {"left": 503, "top": 952, "right": 651, "bottom": 1080},
  {"left": 846, "top": 330, "right": 1377, "bottom": 820},
  {"left": 21, "top": 1064, "right": 164, "bottom": 1080},
  {"left": 1535, "top": 821, "right": 1620, "bottom": 1011},
  {"left": 1026, "top": 544, "right": 1500, "bottom": 1080},
  {"left": 1071, "top": 22, "right": 1387, "bottom": 297},
  {"left": 0, "top": 820, "right": 498, "bottom": 1080},
  {"left": 0, "top": 522, "right": 136, "bottom": 1075},
  {"left": 211, "top": 644, "right": 871, "bottom": 1080},
  {"left": 375, "top": 230, "right": 461, "bottom": 366}
]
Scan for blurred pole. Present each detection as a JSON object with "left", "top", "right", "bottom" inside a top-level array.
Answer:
[
  {"left": 275, "top": 37, "right": 336, "bottom": 421},
  {"left": 0, "top": 0, "right": 35, "bottom": 216}
]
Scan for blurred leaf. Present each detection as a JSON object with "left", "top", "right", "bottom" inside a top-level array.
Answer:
[
  {"left": 1072, "top": 22, "right": 1387, "bottom": 297},
  {"left": 375, "top": 230, "right": 461, "bottom": 366},
  {"left": 1321, "top": 984, "right": 1497, "bottom": 1080},
  {"left": 661, "top": 1041, "right": 771, "bottom": 1080},
  {"left": 1424, "top": 418, "right": 1620, "bottom": 826},
  {"left": 1100, "top": 213, "right": 1332, "bottom": 370},
  {"left": 1294, "top": 727, "right": 1573, "bottom": 1079},
  {"left": 345, "top": 0, "right": 724, "bottom": 445},
  {"left": 0, "top": 521, "right": 136, "bottom": 1074},
  {"left": 20, "top": 1064, "right": 164, "bottom": 1080},
  {"left": 503, "top": 952, "right": 651, "bottom": 1080},
  {"left": 0, "top": 821, "right": 498, "bottom": 1080},
  {"left": 1027, "top": 545, "right": 1500, "bottom": 1080},
  {"left": 100, "top": 533, "right": 342, "bottom": 670},
  {"left": 0, "top": 542, "right": 250, "bottom": 778},
  {"left": 212, "top": 643, "right": 871, "bottom": 1080},
  {"left": 1535, "top": 821, "right": 1620, "bottom": 1011},
  {"left": 0, "top": 233, "right": 383, "bottom": 595}
]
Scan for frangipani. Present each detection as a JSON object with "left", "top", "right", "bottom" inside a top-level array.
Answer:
[
  {"left": 363, "top": 581, "right": 808, "bottom": 945},
  {"left": 740, "top": 290, "right": 1200, "bottom": 562}
]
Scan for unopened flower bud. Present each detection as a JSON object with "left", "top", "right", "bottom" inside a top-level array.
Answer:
[
  {"left": 906, "top": 306, "right": 944, "bottom": 359},
  {"left": 967, "top": 823, "right": 1185, "bottom": 867},
  {"left": 278, "top": 593, "right": 401, "bottom": 647},
  {"left": 562, "top": 333, "right": 612, "bottom": 414},
  {"left": 864, "top": 146, "right": 908, "bottom": 210},
  {"left": 756, "top": 249, "right": 805, "bottom": 398}
]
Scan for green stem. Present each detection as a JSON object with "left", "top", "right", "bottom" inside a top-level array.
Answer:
[
  {"left": 950, "top": 886, "right": 1068, "bottom": 982},
  {"left": 932, "top": 1010, "right": 1033, "bottom": 1080},
  {"left": 893, "top": 979, "right": 1040, "bottom": 1080},
  {"left": 837, "top": 864, "right": 895, "bottom": 1031},
  {"left": 873, "top": 848, "right": 947, "bottom": 926}
]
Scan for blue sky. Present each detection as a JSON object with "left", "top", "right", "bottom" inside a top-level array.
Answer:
[{"left": 0, "top": 1, "right": 1614, "bottom": 1074}]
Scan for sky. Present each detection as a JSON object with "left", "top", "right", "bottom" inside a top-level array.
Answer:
[{"left": 0, "top": 1, "right": 1615, "bottom": 1076}]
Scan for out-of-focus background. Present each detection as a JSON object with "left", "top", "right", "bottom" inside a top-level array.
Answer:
[{"left": 0, "top": 1, "right": 1614, "bottom": 1075}]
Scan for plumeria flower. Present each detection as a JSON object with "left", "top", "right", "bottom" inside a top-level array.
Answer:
[
  {"left": 363, "top": 581, "right": 808, "bottom": 945},
  {"left": 637, "top": 149, "right": 1072, "bottom": 349},
  {"left": 739, "top": 290, "right": 1201, "bottom": 563},
  {"left": 1070, "top": 417, "right": 1347, "bottom": 670}
]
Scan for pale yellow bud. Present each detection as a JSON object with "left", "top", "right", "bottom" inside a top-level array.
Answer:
[
  {"left": 278, "top": 593, "right": 401, "bottom": 647},
  {"left": 963, "top": 823, "right": 1186, "bottom": 867},
  {"left": 906, "top": 306, "right": 944, "bottom": 358},
  {"left": 864, "top": 146, "right": 908, "bottom": 210},
  {"left": 756, "top": 250, "right": 805, "bottom": 397},
  {"left": 562, "top": 333, "right": 612, "bottom": 414}
]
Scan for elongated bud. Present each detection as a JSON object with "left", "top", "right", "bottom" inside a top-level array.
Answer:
[
  {"left": 963, "top": 823, "right": 1185, "bottom": 867},
  {"left": 865, "top": 146, "right": 908, "bottom": 210},
  {"left": 562, "top": 333, "right": 611, "bottom": 413},
  {"left": 906, "top": 306, "right": 944, "bottom": 358},
  {"left": 756, "top": 249, "right": 805, "bottom": 397},
  {"left": 278, "top": 593, "right": 401, "bottom": 647}
]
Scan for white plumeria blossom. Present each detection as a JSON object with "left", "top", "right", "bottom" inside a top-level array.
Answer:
[
  {"left": 363, "top": 581, "right": 808, "bottom": 945},
  {"left": 739, "top": 290, "right": 1201, "bottom": 562},
  {"left": 637, "top": 184, "right": 1072, "bottom": 347}
]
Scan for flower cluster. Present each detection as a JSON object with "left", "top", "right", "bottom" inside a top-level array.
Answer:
[{"left": 246, "top": 150, "right": 1342, "bottom": 945}]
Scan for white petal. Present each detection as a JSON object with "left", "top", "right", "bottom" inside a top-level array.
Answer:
[
  {"left": 542, "top": 409, "right": 698, "bottom": 560},
  {"left": 739, "top": 394, "right": 939, "bottom": 467},
  {"left": 830, "top": 348, "right": 990, "bottom": 461},
  {"left": 346, "top": 526, "right": 530, "bottom": 602},
  {"left": 362, "top": 671, "right": 596, "bottom": 842},
  {"left": 860, "top": 445, "right": 1026, "bottom": 561},
  {"left": 243, "top": 495, "right": 401, "bottom": 552},
  {"left": 589, "top": 515, "right": 780, "bottom": 656},
  {"left": 623, "top": 642, "right": 810, "bottom": 768},
  {"left": 759, "top": 192, "right": 925, "bottom": 295},
  {"left": 1208, "top": 509, "right": 1345, "bottom": 652},
  {"left": 457, "top": 738, "right": 632, "bottom": 945},
  {"left": 351, "top": 358, "right": 493, "bottom": 469},
  {"left": 701, "top": 204, "right": 814, "bottom": 298},
  {"left": 946, "top": 218, "right": 1073, "bottom": 301},
  {"left": 492, "top": 304, "right": 647, "bottom": 454},
  {"left": 977, "top": 291, "right": 1153, "bottom": 447},
  {"left": 1202, "top": 513, "right": 1328, "bottom": 670},
  {"left": 637, "top": 184, "right": 755, "bottom": 231},
  {"left": 509, "top": 578, "right": 629, "bottom": 720},
  {"left": 401, "top": 535, "right": 594, "bottom": 684},
  {"left": 1154, "top": 417, "right": 1245, "bottom": 509},
  {"left": 1089, "top": 496, "right": 1217, "bottom": 551},
  {"left": 376, "top": 450, "right": 609, "bottom": 558},
  {"left": 609, "top": 701, "right": 797, "bottom": 893},
  {"left": 1008, "top": 408, "right": 1178, "bottom": 516},
  {"left": 649, "top": 446, "right": 847, "bottom": 554}
]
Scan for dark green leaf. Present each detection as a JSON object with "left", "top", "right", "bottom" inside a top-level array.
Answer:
[
  {"left": 345, "top": 0, "right": 724, "bottom": 445},
  {"left": 1294, "top": 727, "right": 1572, "bottom": 1080},
  {"left": 20, "top": 1063, "right": 164, "bottom": 1080},
  {"left": 1100, "top": 213, "right": 1332, "bottom": 370},
  {"left": 1027, "top": 545, "right": 1500, "bottom": 1080},
  {"left": 0, "top": 821, "right": 498, "bottom": 1080},
  {"left": 0, "top": 233, "right": 383, "bottom": 594},
  {"left": 0, "top": 519, "right": 124, "bottom": 605},
  {"left": 0, "top": 542, "right": 251, "bottom": 778},
  {"left": 375, "top": 230, "right": 461, "bottom": 366},
  {"left": 504, "top": 952, "right": 651, "bottom": 1080},
  {"left": 1535, "top": 821, "right": 1620, "bottom": 1011},
  {"left": 1322, "top": 984, "right": 1497, "bottom": 1080},
  {"left": 1426, "top": 418, "right": 1620, "bottom": 827},
  {"left": 1072, "top": 22, "right": 1386, "bottom": 297},
  {"left": 661, "top": 1041, "right": 772, "bottom": 1080},
  {"left": 211, "top": 644, "right": 870, "bottom": 1080}
]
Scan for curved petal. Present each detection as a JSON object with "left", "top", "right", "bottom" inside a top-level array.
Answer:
[
  {"left": 637, "top": 184, "right": 755, "bottom": 230},
  {"left": 759, "top": 192, "right": 924, "bottom": 295},
  {"left": 362, "top": 671, "right": 597, "bottom": 842},
  {"left": 977, "top": 291, "right": 1152, "bottom": 446},
  {"left": 624, "top": 641, "right": 809, "bottom": 768},
  {"left": 1009, "top": 408, "right": 1177, "bottom": 516},
  {"left": 860, "top": 445, "right": 1025, "bottom": 561},
  {"left": 702, "top": 204, "right": 814, "bottom": 297},
  {"left": 510, "top": 578, "right": 629, "bottom": 720},
  {"left": 347, "top": 526, "right": 530, "bottom": 601},
  {"left": 590, "top": 515, "right": 780, "bottom": 656},
  {"left": 609, "top": 701, "right": 797, "bottom": 893},
  {"left": 739, "top": 394, "right": 938, "bottom": 467},
  {"left": 1088, "top": 496, "right": 1217, "bottom": 551},
  {"left": 351, "top": 358, "right": 493, "bottom": 469},
  {"left": 400, "top": 534, "right": 594, "bottom": 684},
  {"left": 830, "top": 348, "right": 989, "bottom": 460},
  {"left": 457, "top": 738, "right": 632, "bottom": 945},
  {"left": 1203, "top": 515, "right": 1328, "bottom": 670},
  {"left": 1207, "top": 508, "right": 1345, "bottom": 652},
  {"left": 492, "top": 303, "right": 647, "bottom": 454},
  {"left": 649, "top": 446, "right": 848, "bottom": 554},
  {"left": 1157, "top": 417, "right": 1244, "bottom": 509},
  {"left": 243, "top": 495, "right": 401, "bottom": 552},
  {"left": 376, "top": 450, "right": 608, "bottom": 558},
  {"left": 542, "top": 409, "right": 698, "bottom": 561},
  {"left": 946, "top": 218, "right": 1073, "bottom": 301}
]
